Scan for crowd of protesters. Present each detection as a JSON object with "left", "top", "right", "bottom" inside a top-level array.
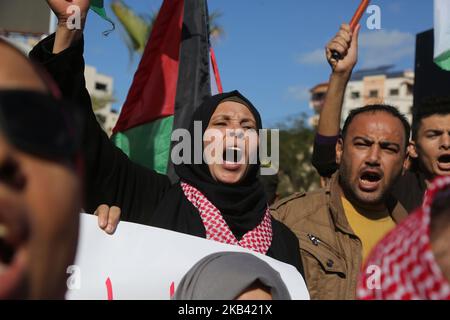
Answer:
[{"left": 0, "top": 0, "right": 449, "bottom": 300}]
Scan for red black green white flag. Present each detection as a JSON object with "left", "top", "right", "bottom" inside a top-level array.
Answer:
[
  {"left": 434, "top": 0, "right": 450, "bottom": 71},
  {"left": 112, "top": 0, "right": 218, "bottom": 180}
]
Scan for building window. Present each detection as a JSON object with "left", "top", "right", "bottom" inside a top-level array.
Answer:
[
  {"left": 351, "top": 91, "right": 360, "bottom": 99},
  {"left": 95, "top": 113, "right": 107, "bottom": 128},
  {"left": 312, "top": 92, "right": 326, "bottom": 101},
  {"left": 406, "top": 84, "right": 413, "bottom": 96},
  {"left": 369, "top": 90, "right": 379, "bottom": 98},
  {"left": 95, "top": 82, "right": 108, "bottom": 92},
  {"left": 390, "top": 89, "right": 399, "bottom": 96}
]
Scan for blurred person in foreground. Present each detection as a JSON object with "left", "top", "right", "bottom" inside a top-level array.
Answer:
[
  {"left": 0, "top": 38, "right": 82, "bottom": 299},
  {"left": 358, "top": 176, "right": 450, "bottom": 300}
]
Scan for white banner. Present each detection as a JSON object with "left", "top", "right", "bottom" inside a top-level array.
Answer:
[{"left": 66, "top": 214, "right": 309, "bottom": 300}]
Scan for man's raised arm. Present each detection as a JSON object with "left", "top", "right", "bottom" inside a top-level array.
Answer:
[
  {"left": 312, "top": 24, "right": 360, "bottom": 178},
  {"left": 47, "top": 0, "right": 89, "bottom": 54},
  {"left": 30, "top": 0, "right": 171, "bottom": 227}
]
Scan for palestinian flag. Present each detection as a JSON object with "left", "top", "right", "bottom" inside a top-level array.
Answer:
[
  {"left": 111, "top": 0, "right": 219, "bottom": 180},
  {"left": 434, "top": 0, "right": 450, "bottom": 71}
]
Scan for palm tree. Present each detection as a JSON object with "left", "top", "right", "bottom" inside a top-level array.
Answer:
[
  {"left": 208, "top": 10, "right": 224, "bottom": 41},
  {"left": 110, "top": 0, "right": 224, "bottom": 55}
]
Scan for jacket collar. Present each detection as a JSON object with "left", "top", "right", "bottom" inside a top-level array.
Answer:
[{"left": 326, "top": 172, "right": 409, "bottom": 236}]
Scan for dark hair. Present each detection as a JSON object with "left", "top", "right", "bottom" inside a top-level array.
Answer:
[
  {"left": 341, "top": 104, "right": 411, "bottom": 150},
  {"left": 412, "top": 97, "right": 450, "bottom": 140}
]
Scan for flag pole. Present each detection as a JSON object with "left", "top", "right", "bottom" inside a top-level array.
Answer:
[
  {"left": 350, "top": 0, "right": 371, "bottom": 30},
  {"left": 210, "top": 46, "right": 224, "bottom": 93},
  {"left": 331, "top": 0, "right": 371, "bottom": 60}
]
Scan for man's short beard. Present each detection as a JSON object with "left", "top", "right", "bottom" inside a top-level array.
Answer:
[{"left": 338, "top": 163, "right": 386, "bottom": 209}]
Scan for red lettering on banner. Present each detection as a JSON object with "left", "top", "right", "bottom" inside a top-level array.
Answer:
[
  {"left": 106, "top": 278, "right": 114, "bottom": 300},
  {"left": 170, "top": 282, "right": 175, "bottom": 299}
]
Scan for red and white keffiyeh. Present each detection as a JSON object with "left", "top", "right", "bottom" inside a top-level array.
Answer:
[
  {"left": 357, "top": 176, "right": 450, "bottom": 300},
  {"left": 181, "top": 182, "right": 273, "bottom": 255}
]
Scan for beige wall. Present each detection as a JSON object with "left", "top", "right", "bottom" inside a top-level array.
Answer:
[{"left": 363, "top": 75, "right": 386, "bottom": 105}]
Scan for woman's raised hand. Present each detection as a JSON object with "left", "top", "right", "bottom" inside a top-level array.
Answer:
[
  {"left": 46, "top": 0, "right": 90, "bottom": 53},
  {"left": 47, "top": 0, "right": 90, "bottom": 27}
]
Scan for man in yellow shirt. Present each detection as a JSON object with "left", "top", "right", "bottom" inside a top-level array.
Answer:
[
  {"left": 272, "top": 104, "right": 410, "bottom": 300},
  {"left": 272, "top": 24, "right": 410, "bottom": 300},
  {"left": 341, "top": 197, "right": 396, "bottom": 263}
]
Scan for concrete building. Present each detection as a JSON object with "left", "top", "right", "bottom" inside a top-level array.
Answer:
[
  {"left": 309, "top": 65, "right": 415, "bottom": 127},
  {"left": 0, "top": 36, "right": 119, "bottom": 137},
  {"left": 343, "top": 66, "right": 414, "bottom": 124},
  {"left": 0, "top": 1, "right": 119, "bottom": 136},
  {"left": 85, "top": 65, "right": 118, "bottom": 136},
  {"left": 309, "top": 82, "right": 329, "bottom": 127}
]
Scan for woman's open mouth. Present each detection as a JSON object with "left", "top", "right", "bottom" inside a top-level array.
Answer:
[
  {"left": 0, "top": 212, "right": 29, "bottom": 299},
  {"left": 437, "top": 154, "right": 450, "bottom": 172},
  {"left": 359, "top": 170, "right": 383, "bottom": 192},
  {"left": 222, "top": 147, "right": 244, "bottom": 171}
]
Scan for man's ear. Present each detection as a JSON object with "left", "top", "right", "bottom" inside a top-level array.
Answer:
[
  {"left": 409, "top": 140, "right": 419, "bottom": 159},
  {"left": 400, "top": 140, "right": 415, "bottom": 174},
  {"left": 336, "top": 138, "right": 344, "bottom": 165},
  {"left": 400, "top": 140, "right": 418, "bottom": 175},
  {"left": 402, "top": 157, "right": 411, "bottom": 175}
]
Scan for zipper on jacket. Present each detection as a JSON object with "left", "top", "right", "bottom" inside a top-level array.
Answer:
[
  {"left": 306, "top": 233, "right": 343, "bottom": 260},
  {"left": 308, "top": 234, "right": 321, "bottom": 246}
]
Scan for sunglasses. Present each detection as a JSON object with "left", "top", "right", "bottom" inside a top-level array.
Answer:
[{"left": 0, "top": 90, "right": 83, "bottom": 164}]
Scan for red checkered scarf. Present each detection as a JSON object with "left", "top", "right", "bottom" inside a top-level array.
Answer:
[
  {"left": 357, "top": 176, "right": 450, "bottom": 300},
  {"left": 181, "top": 182, "right": 273, "bottom": 255}
]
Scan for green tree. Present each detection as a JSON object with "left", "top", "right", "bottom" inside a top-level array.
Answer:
[
  {"left": 276, "top": 114, "right": 320, "bottom": 198},
  {"left": 208, "top": 10, "right": 224, "bottom": 41},
  {"left": 110, "top": 0, "right": 224, "bottom": 55}
]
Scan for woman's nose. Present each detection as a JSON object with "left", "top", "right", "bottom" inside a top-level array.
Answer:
[{"left": 227, "top": 128, "right": 245, "bottom": 139}]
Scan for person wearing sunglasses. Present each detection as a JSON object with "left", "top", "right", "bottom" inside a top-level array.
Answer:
[{"left": 0, "top": 39, "right": 83, "bottom": 300}]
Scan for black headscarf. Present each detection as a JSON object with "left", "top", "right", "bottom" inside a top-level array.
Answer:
[{"left": 175, "top": 90, "right": 268, "bottom": 239}]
